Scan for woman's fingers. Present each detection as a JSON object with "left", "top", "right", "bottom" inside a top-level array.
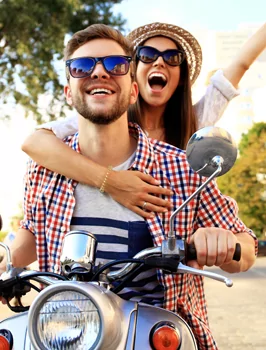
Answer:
[
  {"left": 137, "top": 172, "right": 161, "bottom": 185},
  {"left": 143, "top": 193, "right": 172, "bottom": 209},
  {"left": 138, "top": 173, "right": 173, "bottom": 196},
  {"left": 107, "top": 170, "right": 174, "bottom": 218},
  {"left": 130, "top": 206, "right": 156, "bottom": 219}
]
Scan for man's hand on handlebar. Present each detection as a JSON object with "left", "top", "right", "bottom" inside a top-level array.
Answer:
[{"left": 187, "top": 227, "right": 238, "bottom": 269}]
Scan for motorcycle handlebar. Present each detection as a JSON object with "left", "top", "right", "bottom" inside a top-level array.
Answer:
[{"left": 186, "top": 242, "right": 241, "bottom": 262}]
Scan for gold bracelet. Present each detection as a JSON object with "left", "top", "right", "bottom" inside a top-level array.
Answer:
[{"left": 99, "top": 166, "right": 113, "bottom": 193}]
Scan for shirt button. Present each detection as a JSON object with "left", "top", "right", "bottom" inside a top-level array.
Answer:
[
  {"left": 61, "top": 227, "right": 66, "bottom": 232},
  {"left": 54, "top": 264, "right": 59, "bottom": 272}
]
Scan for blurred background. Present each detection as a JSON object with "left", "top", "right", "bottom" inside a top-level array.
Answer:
[
  {"left": 0, "top": 0, "right": 265, "bottom": 237},
  {"left": 0, "top": 1, "right": 265, "bottom": 349}
]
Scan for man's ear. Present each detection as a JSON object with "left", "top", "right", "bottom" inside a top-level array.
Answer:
[
  {"left": 129, "top": 81, "right": 139, "bottom": 105},
  {"left": 64, "top": 84, "right": 73, "bottom": 106}
]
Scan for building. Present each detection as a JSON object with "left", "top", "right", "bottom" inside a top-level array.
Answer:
[{"left": 193, "top": 24, "right": 266, "bottom": 142}]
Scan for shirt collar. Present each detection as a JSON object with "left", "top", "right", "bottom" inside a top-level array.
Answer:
[
  {"left": 68, "top": 123, "right": 155, "bottom": 174},
  {"left": 67, "top": 132, "right": 81, "bottom": 153},
  {"left": 128, "top": 122, "right": 155, "bottom": 174}
]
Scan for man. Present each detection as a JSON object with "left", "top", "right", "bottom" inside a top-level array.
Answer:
[{"left": 0, "top": 24, "right": 257, "bottom": 349}]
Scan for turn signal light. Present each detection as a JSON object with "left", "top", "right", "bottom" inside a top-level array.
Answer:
[
  {"left": 0, "top": 335, "right": 10, "bottom": 350},
  {"left": 150, "top": 322, "right": 181, "bottom": 350},
  {"left": 0, "top": 329, "right": 13, "bottom": 350}
]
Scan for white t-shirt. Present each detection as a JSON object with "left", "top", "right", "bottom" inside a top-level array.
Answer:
[
  {"left": 70, "top": 152, "right": 164, "bottom": 306},
  {"left": 38, "top": 69, "right": 239, "bottom": 140}
]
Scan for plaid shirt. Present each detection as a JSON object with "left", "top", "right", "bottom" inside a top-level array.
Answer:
[{"left": 21, "top": 123, "right": 257, "bottom": 350}]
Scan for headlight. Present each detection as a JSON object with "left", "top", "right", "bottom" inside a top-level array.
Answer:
[{"left": 29, "top": 286, "right": 101, "bottom": 350}]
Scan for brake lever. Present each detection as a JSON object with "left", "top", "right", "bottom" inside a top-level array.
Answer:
[{"left": 177, "top": 262, "right": 233, "bottom": 287}]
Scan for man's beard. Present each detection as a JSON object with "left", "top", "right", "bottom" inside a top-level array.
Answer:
[{"left": 72, "top": 91, "right": 131, "bottom": 125}]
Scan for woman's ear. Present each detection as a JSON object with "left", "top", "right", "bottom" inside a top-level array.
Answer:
[
  {"left": 129, "top": 81, "right": 139, "bottom": 105},
  {"left": 64, "top": 84, "right": 73, "bottom": 106}
]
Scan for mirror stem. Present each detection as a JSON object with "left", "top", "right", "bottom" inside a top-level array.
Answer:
[
  {"left": 169, "top": 157, "right": 224, "bottom": 238},
  {"left": 0, "top": 242, "right": 13, "bottom": 272}
]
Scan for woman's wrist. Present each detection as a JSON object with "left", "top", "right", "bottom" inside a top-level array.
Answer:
[{"left": 99, "top": 166, "right": 113, "bottom": 193}]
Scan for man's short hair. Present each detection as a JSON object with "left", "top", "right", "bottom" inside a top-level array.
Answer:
[{"left": 64, "top": 24, "right": 133, "bottom": 60}]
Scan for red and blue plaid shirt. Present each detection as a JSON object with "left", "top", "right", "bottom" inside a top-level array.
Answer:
[{"left": 21, "top": 123, "right": 257, "bottom": 349}]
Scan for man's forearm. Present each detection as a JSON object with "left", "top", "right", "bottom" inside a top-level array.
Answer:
[
  {"left": 221, "top": 231, "right": 256, "bottom": 273},
  {"left": 0, "top": 228, "right": 37, "bottom": 271}
]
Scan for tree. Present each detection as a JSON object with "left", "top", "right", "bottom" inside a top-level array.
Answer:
[
  {"left": 217, "top": 122, "right": 266, "bottom": 238},
  {"left": 238, "top": 122, "right": 266, "bottom": 156},
  {"left": 0, "top": 0, "right": 125, "bottom": 123}
]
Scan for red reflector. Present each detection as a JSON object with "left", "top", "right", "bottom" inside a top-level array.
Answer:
[
  {"left": 151, "top": 324, "right": 181, "bottom": 350},
  {"left": 0, "top": 335, "right": 10, "bottom": 350}
]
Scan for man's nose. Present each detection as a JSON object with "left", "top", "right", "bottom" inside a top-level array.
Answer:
[{"left": 91, "top": 61, "right": 110, "bottom": 79}]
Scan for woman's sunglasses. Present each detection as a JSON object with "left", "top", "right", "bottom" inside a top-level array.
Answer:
[
  {"left": 66, "top": 55, "right": 132, "bottom": 78},
  {"left": 136, "top": 46, "right": 185, "bottom": 66}
]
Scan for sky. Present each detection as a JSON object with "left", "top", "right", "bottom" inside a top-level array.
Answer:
[
  {"left": 113, "top": 0, "right": 266, "bottom": 33},
  {"left": 0, "top": 0, "right": 265, "bottom": 230}
]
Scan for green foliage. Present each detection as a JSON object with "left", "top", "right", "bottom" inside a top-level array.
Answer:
[
  {"left": 217, "top": 122, "right": 266, "bottom": 238},
  {"left": 0, "top": 0, "right": 125, "bottom": 123},
  {"left": 238, "top": 122, "right": 266, "bottom": 156},
  {"left": 0, "top": 231, "right": 7, "bottom": 242}
]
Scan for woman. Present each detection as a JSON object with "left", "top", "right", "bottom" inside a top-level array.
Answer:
[{"left": 22, "top": 22, "right": 266, "bottom": 217}]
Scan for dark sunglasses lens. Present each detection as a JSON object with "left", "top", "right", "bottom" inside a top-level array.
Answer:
[
  {"left": 164, "top": 50, "right": 184, "bottom": 66},
  {"left": 69, "top": 58, "right": 95, "bottom": 78},
  {"left": 104, "top": 56, "right": 130, "bottom": 75},
  {"left": 138, "top": 47, "right": 158, "bottom": 63}
]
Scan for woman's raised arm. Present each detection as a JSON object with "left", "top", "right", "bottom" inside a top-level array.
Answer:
[
  {"left": 22, "top": 129, "right": 173, "bottom": 219},
  {"left": 223, "top": 22, "right": 266, "bottom": 87}
]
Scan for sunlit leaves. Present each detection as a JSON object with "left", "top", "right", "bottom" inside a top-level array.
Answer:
[
  {"left": 0, "top": 0, "right": 125, "bottom": 123},
  {"left": 217, "top": 123, "right": 266, "bottom": 238}
]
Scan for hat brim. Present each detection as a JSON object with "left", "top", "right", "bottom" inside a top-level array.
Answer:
[{"left": 127, "top": 22, "right": 202, "bottom": 85}]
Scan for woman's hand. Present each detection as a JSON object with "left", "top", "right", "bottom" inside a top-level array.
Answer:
[{"left": 106, "top": 170, "right": 173, "bottom": 219}]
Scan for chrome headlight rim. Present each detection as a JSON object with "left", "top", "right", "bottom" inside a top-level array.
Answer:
[{"left": 28, "top": 282, "right": 103, "bottom": 350}]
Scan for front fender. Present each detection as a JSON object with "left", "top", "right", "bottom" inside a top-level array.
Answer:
[
  {"left": 0, "top": 312, "right": 30, "bottom": 350},
  {"left": 133, "top": 303, "right": 198, "bottom": 350}
]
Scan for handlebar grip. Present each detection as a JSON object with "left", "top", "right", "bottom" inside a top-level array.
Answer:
[
  {"left": 233, "top": 243, "right": 241, "bottom": 261},
  {"left": 185, "top": 243, "right": 197, "bottom": 261},
  {"left": 186, "top": 242, "right": 241, "bottom": 262}
]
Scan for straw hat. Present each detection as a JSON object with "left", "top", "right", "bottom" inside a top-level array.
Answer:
[{"left": 127, "top": 22, "right": 202, "bottom": 85}]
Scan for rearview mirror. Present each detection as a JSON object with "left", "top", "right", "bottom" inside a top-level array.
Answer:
[{"left": 186, "top": 126, "right": 237, "bottom": 177}]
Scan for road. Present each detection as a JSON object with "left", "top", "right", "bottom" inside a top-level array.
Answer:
[
  {"left": 0, "top": 258, "right": 265, "bottom": 349},
  {"left": 205, "top": 257, "right": 266, "bottom": 350}
]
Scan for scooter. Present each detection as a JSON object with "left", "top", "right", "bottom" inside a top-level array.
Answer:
[{"left": 0, "top": 126, "right": 240, "bottom": 350}]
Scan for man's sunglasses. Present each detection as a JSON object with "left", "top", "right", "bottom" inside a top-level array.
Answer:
[
  {"left": 66, "top": 55, "right": 132, "bottom": 78},
  {"left": 136, "top": 46, "right": 185, "bottom": 66}
]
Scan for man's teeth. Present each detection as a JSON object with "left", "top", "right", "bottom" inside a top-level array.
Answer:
[
  {"left": 149, "top": 73, "right": 166, "bottom": 81},
  {"left": 89, "top": 88, "right": 112, "bottom": 95}
]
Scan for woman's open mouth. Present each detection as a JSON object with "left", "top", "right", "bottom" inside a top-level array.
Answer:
[{"left": 148, "top": 72, "right": 167, "bottom": 91}]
